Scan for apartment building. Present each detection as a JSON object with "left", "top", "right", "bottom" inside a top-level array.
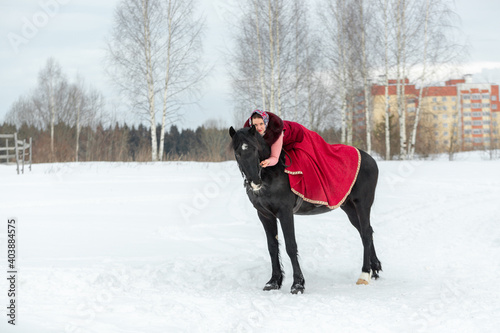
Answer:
[{"left": 359, "top": 76, "right": 500, "bottom": 152}]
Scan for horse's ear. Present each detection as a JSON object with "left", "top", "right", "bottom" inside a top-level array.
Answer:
[
  {"left": 249, "top": 125, "right": 256, "bottom": 135},
  {"left": 229, "top": 126, "right": 236, "bottom": 138}
]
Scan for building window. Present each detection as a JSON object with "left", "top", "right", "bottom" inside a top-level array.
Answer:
[
  {"left": 432, "top": 97, "right": 437, "bottom": 102},
  {"left": 442, "top": 97, "right": 447, "bottom": 102},
  {"left": 464, "top": 129, "right": 472, "bottom": 134},
  {"left": 464, "top": 121, "right": 472, "bottom": 126},
  {"left": 472, "top": 94, "right": 481, "bottom": 99},
  {"left": 492, "top": 95, "right": 497, "bottom": 101},
  {"left": 474, "top": 137, "right": 483, "bottom": 143},
  {"left": 483, "top": 111, "right": 491, "bottom": 117},
  {"left": 493, "top": 104, "right": 498, "bottom": 110},
  {"left": 463, "top": 94, "right": 470, "bottom": 99},
  {"left": 482, "top": 94, "right": 490, "bottom": 99},
  {"left": 463, "top": 112, "right": 471, "bottom": 117},
  {"left": 443, "top": 123, "right": 448, "bottom": 128},
  {"left": 443, "top": 114, "right": 448, "bottom": 119},
  {"left": 463, "top": 103, "right": 471, "bottom": 108},
  {"left": 484, "top": 120, "right": 491, "bottom": 125},
  {"left": 473, "top": 120, "right": 482, "bottom": 126},
  {"left": 452, "top": 97, "right": 457, "bottom": 101},
  {"left": 473, "top": 129, "right": 483, "bottom": 134},
  {"left": 483, "top": 103, "right": 490, "bottom": 108},
  {"left": 443, "top": 131, "right": 449, "bottom": 136},
  {"left": 443, "top": 106, "right": 448, "bottom": 110},
  {"left": 472, "top": 112, "right": 482, "bottom": 117},
  {"left": 472, "top": 103, "right": 482, "bottom": 108}
]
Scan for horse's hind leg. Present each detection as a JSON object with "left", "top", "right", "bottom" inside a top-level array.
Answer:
[
  {"left": 258, "top": 211, "right": 283, "bottom": 291},
  {"left": 341, "top": 199, "right": 382, "bottom": 284}
]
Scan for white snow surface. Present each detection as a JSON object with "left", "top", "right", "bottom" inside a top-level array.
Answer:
[{"left": 1, "top": 156, "right": 500, "bottom": 332}]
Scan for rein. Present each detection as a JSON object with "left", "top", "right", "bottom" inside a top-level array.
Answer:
[{"left": 283, "top": 149, "right": 292, "bottom": 168}]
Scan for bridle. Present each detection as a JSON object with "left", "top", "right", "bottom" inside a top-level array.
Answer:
[{"left": 236, "top": 154, "right": 263, "bottom": 190}]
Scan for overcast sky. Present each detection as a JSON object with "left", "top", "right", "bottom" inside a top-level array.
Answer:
[{"left": 1, "top": 0, "right": 500, "bottom": 130}]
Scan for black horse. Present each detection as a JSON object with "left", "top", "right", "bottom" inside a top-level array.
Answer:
[{"left": 229, "top": 125, "right": 382, "bottom": 294}]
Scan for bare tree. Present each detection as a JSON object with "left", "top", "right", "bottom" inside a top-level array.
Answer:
[
  {"left": 407, "top": 0, "right": 464, "bottom": 159},
  {"left": 382, "top": 0, "right": 392, "bottom": 160},
  {"left": 357, "top": 0, "right": 371, "bottom": 153},
  {"left": 37, "top": 58, "right": 67, "bottom": 158},
  {"left": 69, "top": 78, "right": 105, "bottom": 162},
  {"left": 231, "top": 0, "right": 329, "bottom": 126},
  {"left": 6, "top": 58, "right": 69, "bottom": 161},
  {"left": 106, "top": 0, "right": 206, "bottom": 161},
  {"left": 321, "top": 0, "right": 358, "bottom": 144}
]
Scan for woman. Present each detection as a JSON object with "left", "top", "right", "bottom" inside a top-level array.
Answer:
[{"left": 244, "top": 109, "right": 361, "bottom": 209}]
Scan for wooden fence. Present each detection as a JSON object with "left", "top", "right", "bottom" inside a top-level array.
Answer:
[{"left": 0, "top": 133, "right": 32, "bottom": 174}]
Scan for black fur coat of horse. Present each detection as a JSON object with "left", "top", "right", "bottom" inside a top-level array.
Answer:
[{"left": 229, "top": 125, "right": 382, "bottom": 294}]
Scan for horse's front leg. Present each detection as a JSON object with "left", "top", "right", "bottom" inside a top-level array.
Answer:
[
  {"left": 277, "top": 209, "right": 305, "bottom": 294},
  {"left": 258, "top": 210, "right": 283, "bottom": 291}
]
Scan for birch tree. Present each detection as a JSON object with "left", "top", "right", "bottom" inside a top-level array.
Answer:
[
  {"left": 407, "top": 0, "right": 463, "bottom": 159},
  {"left": 321, "top": 0, "right": 358, "bottom": 144},
  {"left": 69, "top": 79, "right": 104, "bottom": 162},
  {"left": 37, "top": 57, "right": 67, "bottom": 158},
  {"left": 382, "top": 0, "right": 391, "bottom": 160},
  {"left": 407, "top": 0, "right": 430, "bottom": 160},
  {"left": 354, "top": 0, "right": 376, "bottom": 154},
  {"left": 232, "top": 0, "right": 325, "bottom": 124},
  {"left": 106, "top": 0, "right": 206, "bottom": 161}
]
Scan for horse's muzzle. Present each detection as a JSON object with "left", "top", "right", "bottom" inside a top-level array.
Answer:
[{"left": 250, "top": 181, "right": 262, "bottom": 192}]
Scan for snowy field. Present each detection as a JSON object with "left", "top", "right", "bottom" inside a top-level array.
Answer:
[{"left": 1, "top": 153, "right": 500, "bottom": 332}]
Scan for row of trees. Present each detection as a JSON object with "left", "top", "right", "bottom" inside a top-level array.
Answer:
[
  {"left": 0, "top": 119, "right": 342, "bottom": 163},
  {"left": 230, "top": 0, "right": 464, "bottom": 160},
  {"left": 0, "top": 121, "right": 235, "bottom": 163}
]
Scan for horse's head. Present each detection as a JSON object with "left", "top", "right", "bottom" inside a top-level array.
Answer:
[{"left": 229, "top": 126, "right": 269, "bottom": 192}]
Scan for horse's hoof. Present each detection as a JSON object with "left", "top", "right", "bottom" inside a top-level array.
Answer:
[
  {"left": 263, "top": 281, "right": 281, "bottom": 291},
  {"left": 356, "top": 278, "right": 369, "bottom": 285},
  {"left": 290, "top": 284, "right": 305, "bottom": 294},
  {"left": 356, "top": 271, "right": 372, "bottom": 285}
]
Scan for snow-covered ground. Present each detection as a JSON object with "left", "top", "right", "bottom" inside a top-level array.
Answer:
[{"left": 1, "top": 155, "right": 500, "bottom": 332}]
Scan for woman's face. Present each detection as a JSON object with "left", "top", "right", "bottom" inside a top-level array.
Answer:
[{"left": 252, "top": 117, "right": 266, "bottom": 136}]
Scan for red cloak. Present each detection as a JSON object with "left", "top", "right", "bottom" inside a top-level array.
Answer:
[{"left": 244, "top": 113, "right": 360, "bottom": 209}]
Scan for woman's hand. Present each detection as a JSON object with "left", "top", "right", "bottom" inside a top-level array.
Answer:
[{"left": 260, "top": 159, "right": 270, "bottom": 168}]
